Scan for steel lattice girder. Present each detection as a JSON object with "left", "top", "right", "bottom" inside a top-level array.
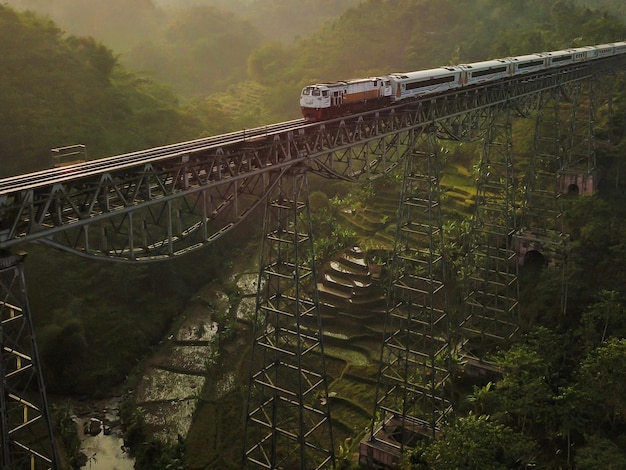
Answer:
[
  {"left": 243, "top": 167, "right": 334, "bottom": 470},
  {"left": 0, "top": 254, "right": 58, "bottom": 470},
  {"left": 371, "top": 135, "right": 452, "bottom": 454},
  {"left": 0, "top": 57, "right": 619, "bottom": 262}
]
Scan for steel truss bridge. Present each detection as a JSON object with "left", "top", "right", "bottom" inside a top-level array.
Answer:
[{"left": 0, "top": 54, "right": 624, "bottom": 469}]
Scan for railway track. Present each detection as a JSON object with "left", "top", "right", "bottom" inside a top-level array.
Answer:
[{"left": 0, "top": 119, "right": 305, "bottom": 194}]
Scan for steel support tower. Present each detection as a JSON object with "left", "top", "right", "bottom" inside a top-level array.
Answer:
[
  {"left": 461, "top": 106, "right": 520, "bottom": 361},
  {"left": 517, "top": 87, "right": 570, "bottom": 317},
  {"left": 243, "top": 166, "right": 335, "bottom": 469},
  {"left": 0, "top": 252, "right": 59, "bottom": 470},
  {"left": 360, "top": 131, "right": 451, "bottom": 468},
  {"left": 565, "top": 80, "right": 597, "bottom": 172}
]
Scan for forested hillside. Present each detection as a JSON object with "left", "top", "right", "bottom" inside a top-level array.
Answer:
[
  {"left": 0, "top": 6, "right": 231, "bottom": 176},
  {"left": 3, "top": 0, "right": 360, "bottom": 99},
  {"left": 574, "top": 0, "right": 626, "bottom": 20},
  {"left": 0, "top": 4, "right": 240, "bottom": 398},
  {"left": 2, "top": 0, "right": 626, "bottom": 468}
]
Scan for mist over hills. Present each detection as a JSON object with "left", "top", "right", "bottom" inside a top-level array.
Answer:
[
  {"left": 3, "top": 0, "right": 625, "bottom": 176},
  {"left": 4, "top": 0, "right": 625, "bottom": 103},
  {"left": 2, "top": 0, "right": 360, "bottom": 99},
  {"left": 3, "top": 0, "right": 361, "bottom": 46},
  {"left": 3, "top": 0, "right": 625, "bottom": 155}
]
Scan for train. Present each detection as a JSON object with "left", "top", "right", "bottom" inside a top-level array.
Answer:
[{"left": 300, "top": 41, "right": 626, "bottom": 121}]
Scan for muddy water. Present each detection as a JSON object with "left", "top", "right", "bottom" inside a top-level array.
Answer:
[
  {"left": 80, "top": 432, "right": 134, "bottom": 470},
  {"left": 77, "top": 397, "right": 134, "bottom": 469}
]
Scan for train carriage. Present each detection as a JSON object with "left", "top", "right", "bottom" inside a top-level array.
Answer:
[
  {"left": 460, "top": 59, "right": 513, "bottom": 86},
  {"left": 570, "top": 46, "right": 597, "bottom": 62},
  {"left": 389, "top": 66, "right": 462, "bottom": 102},
  {"left": 507, "top": 53, "right": 547, "bottom": 74},
  {"left": 594, "top": 43, "right": 618, "bottom": 58},
  {"left": 542, "top": 49, "right": 575, "bottom": 68},
  {"left": 615, "top": 42, "right": 626, "bottom": 55}
]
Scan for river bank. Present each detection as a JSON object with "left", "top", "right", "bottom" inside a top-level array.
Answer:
[
  {"left": 71, "top": 245, "right": 261, "bottom": 468},
  {"left": 72, "top": 243, "right": 386, "bottom": 468}
]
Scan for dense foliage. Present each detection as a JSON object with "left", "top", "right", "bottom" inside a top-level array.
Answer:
[
  {"left": 0, "top": 6, "right": 218, "bottom": 176},
  {"left": 2, "top": 0, "right": 626, "bottom": 468},
  {"left": 124, "top": 5, "right": 263, "bottom": 98},
  {"left": 4, "top": 0, "right": 360, "bottom": 99}
]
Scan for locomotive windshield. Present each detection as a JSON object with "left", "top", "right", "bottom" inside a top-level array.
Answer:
[{"left": 301, "top": 86, "right": 330, "bottom": 97}]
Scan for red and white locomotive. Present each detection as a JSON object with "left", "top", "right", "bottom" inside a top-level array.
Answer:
[
  {"left": 300, "top": 77, "right": 393, "bottom": 121},
  {"left": 300, "top": 41, "right": 626, "bottom": 121}
]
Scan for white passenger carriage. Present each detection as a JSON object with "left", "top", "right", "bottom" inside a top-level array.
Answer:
[
  {"left": 569, "top": 46, "right": 597, "bottom": 62},
  {"left": 460, "top": 59, "right": 513, "bottom": 85},
  {"left": 615, "top": 41, "right": 626, "bottom": 54},
  {"left": 542, "top": 49, "right": 575, "bottom": 67},
  {"left": 389, "top": 67, "right": 462, "bottom": 101},
  {"left": 507, "top": 53, "right": 547, "bottom": 74},
  {"left": 593, "top": 43, "right": 619, "bottom": 58}
]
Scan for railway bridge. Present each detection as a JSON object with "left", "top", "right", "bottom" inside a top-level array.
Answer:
[{"left": 0, "top": 53, "right": 624, "bottom": 469}]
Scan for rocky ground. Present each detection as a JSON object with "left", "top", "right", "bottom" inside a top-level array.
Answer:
[
  {"left": 74, "top": 247, "right": 262, "bottom": 466},
  {"left": 74, "top": 243, "right": 384, "bottom": 468},
  {"left": 135, "top": 270, "right": 260, "bottom": 444}
]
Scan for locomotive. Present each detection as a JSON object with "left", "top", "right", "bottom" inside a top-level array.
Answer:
[{"left": 300, "top": 42, "right": 626, "bottom": 121}]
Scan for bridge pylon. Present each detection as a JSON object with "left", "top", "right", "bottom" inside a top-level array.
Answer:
[
  {"left": 242, "top": 165, "right": 335, "bottom": 469},
  {"left": 515, "top": 86, "right": 570, "bottom": 316},
  {"left": 561, "top": 79, "right": 598, "bottom": 195},
  {"left": 0, "top": 251, "right": 59, "bottom": 470},
  {"left": 360, "top": 130, "right": 451, "bottom": 468},
  {"left": 460, "top": 105, "right": 520, "bottom": 364}
]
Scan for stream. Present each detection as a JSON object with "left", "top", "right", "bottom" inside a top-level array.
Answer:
[{"left": 75, "top": 397, "right": 134, "bottom": 469}]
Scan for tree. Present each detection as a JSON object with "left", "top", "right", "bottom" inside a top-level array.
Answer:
[
  {"left": 38, "top": 313, "right": 89, "bottom": 392},
  {"left": 246, "top": 41, "right": 292, "bottom": 85},
  {"left": 493, "top": 336, "right": 557, "bottom": 435},
  {"left": 578, "top": 290, "right": 626, "bottom": 347},
  {"left": 411, "top": 414, "right": 537, "bottom": 469},
  {"left": 574, "top": 434, "right": 626, "bottom": 470},
  {"left": 574, "top": 338, "right": 626, "bottom": 431},
  {"left": 66, "top": 35, "right": 117, "bottom": 77}
]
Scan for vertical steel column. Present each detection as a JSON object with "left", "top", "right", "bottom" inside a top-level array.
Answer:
[
  {"left": 243, "top": 166, "right": 335, "bottom": 469},
  {"left": 0, "top": 251, "right": 58, "bottom": 470},
  {"left": 522, "top": 88, "right": 565, "bottom": 232},
  {"left": 461, "top": 106, "right": 520, "bottom": 358},
  {"left": 518, "top": 87, "right": 569, "bottom": 315},
  {"left": 564, "top": 80, "right": 596, "bottom": 172},
  {"left": 361, "top": 130, "right": 451, "bottom": 467}
]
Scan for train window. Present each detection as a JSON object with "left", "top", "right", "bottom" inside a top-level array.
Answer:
[
  {"left": 302, "top": 88, "right": 310, "bottom": 95},
  {"left": 472, "top": 66, "right": 507, "bottom": 77},
  {"left": 518, "top": 59, "right": 544, "bottom": 69},
  {"left": 322, "top": 90, "right": 329, "bottom": 97},
  {"left": 405, "top": 74, "right": 455, "bottom": 90},
  {"left": 552, "top": 55, "right": 572, "bottom": 63},
  {"left": 312, "top": 89, "right": 321, "bottom": 96}
]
